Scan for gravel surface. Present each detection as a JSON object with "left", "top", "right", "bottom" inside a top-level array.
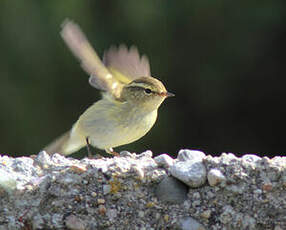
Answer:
[{"left": 0, "top": 150, "right": 285, "bottom": 230}]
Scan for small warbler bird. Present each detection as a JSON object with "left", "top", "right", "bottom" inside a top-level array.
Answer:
[{"left": 44, "top": 19, "right": 174, "bottom": 156}]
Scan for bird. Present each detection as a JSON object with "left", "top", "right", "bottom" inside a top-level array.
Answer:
[{"left": 44, "top": 19, "right": 174, "bottom": 157}]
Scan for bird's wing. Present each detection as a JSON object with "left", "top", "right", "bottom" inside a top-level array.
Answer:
[
  {"left": 60, "top": 19, "right": 122, "bottom": 99},
  {"left": 103, "top": 44, "right": 151, "bottom": 84}
]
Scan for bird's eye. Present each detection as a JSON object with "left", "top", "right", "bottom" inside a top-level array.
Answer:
[{"left": 144, "top": 88, "right": 152, "bottom": 94}]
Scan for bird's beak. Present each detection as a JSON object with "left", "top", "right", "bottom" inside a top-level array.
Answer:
[{"left": 166, "top": 92, "right": 175, "bottom": 98}]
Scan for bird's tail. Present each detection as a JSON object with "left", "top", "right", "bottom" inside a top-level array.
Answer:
[{"left": 43, "top": 130, "right": 85, "bottom": 155}]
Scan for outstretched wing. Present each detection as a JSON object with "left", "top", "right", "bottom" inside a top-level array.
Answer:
[
  {"left": 60, "top": 19, "right": 122, "bottom": 99},
  {"left": 103, "top": 44, "right": 151, "bottom": 84}
]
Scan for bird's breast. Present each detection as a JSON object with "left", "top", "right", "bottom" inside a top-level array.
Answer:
[{"left": 75, "top": 100, "right": 158, "bottom": 149}]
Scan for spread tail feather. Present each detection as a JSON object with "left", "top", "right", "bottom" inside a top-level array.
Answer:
[{"left": 43, "top": 130, "right": 85, "bottom": 155}]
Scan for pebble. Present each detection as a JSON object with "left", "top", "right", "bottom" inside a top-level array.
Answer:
[
  {"left": 241, "top": 154, "right": 262, "bottom": 164},
  {"left": 34, "top": 151, "right": 52, "bottom": 167},
  {"left": 170, "top": 161, "right": 206, "bottom": 187},
  {"left": 177, "top": 149, "right": 206, "bottom": 162},
  {"left": 91, "top": 192, "right": 97, "bottom": 197},
  {"left": 207, "top": 168, "right": 226, "bottom": 186},
  {"left": 155, "top": 176, "right": 188, "bottom": 204},
  {"left": 169, "top": 149, "right": 207, "bottom": 187},
  {"left": 119, "top": 151, "right": 134, "bottom": 158},
  {"left": 178, "top": 216, "right": 205, "bottom": 230},
  {"left": 154, "top": 154, "right": 174, "bottom": 168},
  {"left": 0, "top": 168, "right": 17, "bottom": 192},
  {"left": 106, "top": 208, "right": 117, "bottom": 221},
  {"left": 65, "top": 215, "right": 86, "bottom": 230},
  {"left": 97, "top": 198, "right": 105, "bottom": 204},
  {"left": 138, "top": 211, "right": 145, "bottom": 218},
  {"left": 200, "top": 210, "right": 212, "bottom": 219},
  {"left": 103, "top": 184, "right": 111, "bottom": 195},
  {"left": 98, "top": 205, "right": 106, "bottom": 215},
  {"left": 132, "top": 166, "right": 145, "bottom": 179},
  {"left": 137, "top": 150, "right": 153, "bottom": 158},
  {"left": 163, "top": 214, "right": 169, "bottom": 222}
]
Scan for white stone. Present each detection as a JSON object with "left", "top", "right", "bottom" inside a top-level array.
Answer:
[
  {"left": 137, "top": 150, "right": 153, "bottom": 158},
  {"left": 106, "top": 209, "right": 117, "bottom": 221},
  {"left": 138, "top": 211, "right": 145, "bottom": 218},
  {"left": 0, "top": 168, "right": 17, "bottom": 192},
  {"left": 179, "top": 216, "right": 205, "bottom": 230},
  {"left": 103, "top": 184, "right": 111, "bottom": 195},
  {"left": 177, "top": 149, "right": 206, "bottom": 162},
  {"left": 170, "top": 161, "right": 206, "bottom": 187},
  {"left": 207, "top": 168, "right": 226, "bottom": 186},
  {"left": 154, "top": 154, "right": 174, "bottom": 168},
  {"left": 35, "top": 151, "right": 52, "bottom": 166}
]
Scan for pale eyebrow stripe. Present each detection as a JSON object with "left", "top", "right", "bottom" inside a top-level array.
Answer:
[{"left": 128, "top": 82, "right": 148, "bottom": 88}]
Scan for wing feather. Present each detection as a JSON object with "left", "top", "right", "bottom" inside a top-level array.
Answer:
[
  {"left": 103, "top": 44, "right": 151, "bottom": 82},
  {"left": 60, "top": 19, "right": 122, "bottom": 99}
]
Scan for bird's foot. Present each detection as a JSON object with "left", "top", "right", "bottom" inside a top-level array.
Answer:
[{"left": 105, "top": 147, "right": 120, "bottom": 156}]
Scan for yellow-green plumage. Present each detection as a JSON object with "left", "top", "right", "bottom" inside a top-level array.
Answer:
[{"left": 44, "top": 20, "right": 173, "bottom": 156}]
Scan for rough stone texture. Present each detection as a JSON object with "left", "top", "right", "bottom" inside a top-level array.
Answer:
[
  {"left": 177, "top": 149, "right": 206, "bottom": 162},
  {"left": 154, "top": 154, "right": 174, "bottom": 168},
  {"left": 207, "top": 168, "right": 226, "bottom": 186},
  {"left": 155, "top": 176, "right": 188, "bottom": 204},
  {"left": 0, "top": 150, "right": 285, "bottom": 230},
  {"left": 170, "top": 150, "right": 207, "bottom": 187}
]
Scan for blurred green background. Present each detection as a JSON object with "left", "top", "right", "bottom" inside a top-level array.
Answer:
[{"left": 1, "top": 0, "right": 285, "bottom": 158}]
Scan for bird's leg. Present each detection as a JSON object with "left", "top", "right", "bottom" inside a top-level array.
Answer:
[
  {"left": 105, "top": 147, "right": 119, "bottom": 156},
  {"left": 86, "top": 137, "right": 93, "bottom": 158}
]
